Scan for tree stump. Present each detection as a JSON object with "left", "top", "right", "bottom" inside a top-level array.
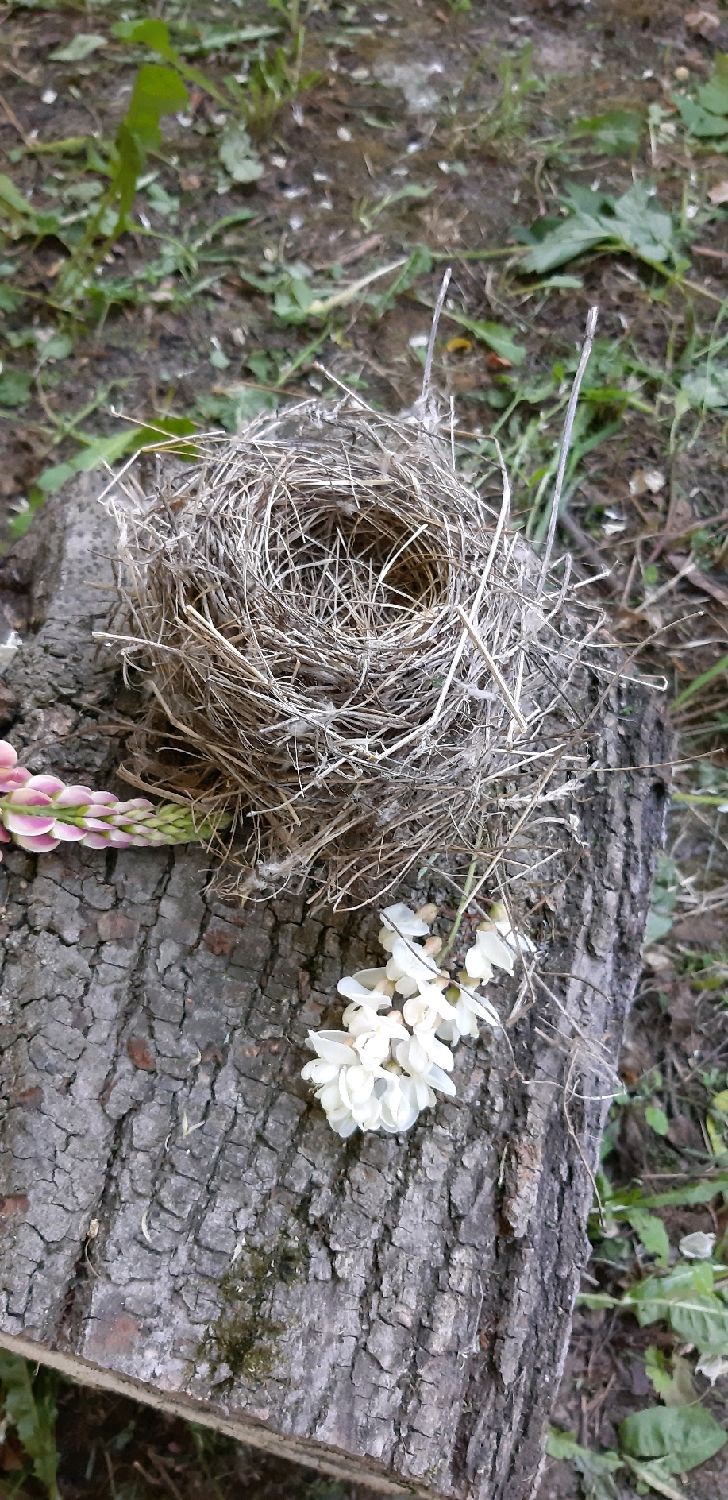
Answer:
[{"left": 0, "top": 481, "right": 668, "bottom": 1499}]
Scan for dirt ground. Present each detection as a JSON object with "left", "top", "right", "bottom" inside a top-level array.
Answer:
[{"left": 1, "top": 0, "right": 728, "bottom": 1497}]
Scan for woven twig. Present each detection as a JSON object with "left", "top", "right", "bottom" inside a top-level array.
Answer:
[{"left": 102, "top": 395, "right": 604, "bottom": 909}]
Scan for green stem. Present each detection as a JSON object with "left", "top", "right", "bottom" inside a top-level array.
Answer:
[
  {"left": 439, "top": 819, "right": 486, "bottom": 961},
  {"left": 673, "top": 791, "right": 728, "bottom": 808}
]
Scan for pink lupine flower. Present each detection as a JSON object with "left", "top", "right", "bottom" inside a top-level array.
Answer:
[{"left": 0, "top": 739, "right": 228, "bottom": 862}]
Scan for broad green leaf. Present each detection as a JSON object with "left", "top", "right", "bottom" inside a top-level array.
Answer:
[
  {"left": 699, "top": 54, "right": 728, "bottom": 116},
  {"left": 645, "top": 853, "right": 680, "bottom": 947},
  {"left": 605, "top": 1178, "right": 727, "bottom": 1216},
  {"left": 676, "top": 53, "right": 728, "bottom": 138},
  {"left": 626, "top": 1207, "right": 670, "bottom": 1264},
  {"left": 619, "top": 1404, "right": 726, "bottom": 1474},
  {"left": 113, "top": 19, "right": 173, "bottom": 56},
  {"left": 629, "top": 1264, "right": 728, "bottom": 1354},
  {"left": 34, "top": 428, "right": 142, "bottom": 497},
  {"left": 623, "top": 1456, "right": 686, "bottom": 1499},
  {"left": 521, "top": 215, "right": 607, "bottom": 273},
  {"left": 638, "top": 1180, "right": 728, "bottom": 1211},
  {"left": 38, "top": 333, "right": 73, "bottom": 362},
  {"left": 667, "top": 1291, "right": 728, "bottom": 1353},
  {"left": 680, "top": 366, "right": 728, "bottom": 411},
  {"left": 645, "top": 1106, "right": 670, "bottom": 1138},
  {"left": 272, "top": 275, "right": 315, "bottom": 323},
  {"left": 677, "top": 96, "right": 728, "bottom": 139},
  {"left": 49, "top": 32, "right": 107, "bottom": 62},
  {"left": 112, "top": 17, "right": 230, "bottom": 105},
  {"left": 12, "top": 421, "right": 197, "bottom": 539},
  {"left": 0, "top": 172, "right": 36, "bottom": 217},
  {"left": 0, "top": 284, "right": 19, "bottom": 311},
  {"left": 575, "top": 108, "right": 643, "bottom": 154},
  {"left": 0, "top": 1351, "right": 60, "bottom": 1494},
  {"left": 442, "top": 313, "right": 526, "bottom": 366},
  {"left": 644, "top": 910, "right": 673, "bottom": 945},
  {"left": 176, "top": 23, "right": 279, "bottom": 53},
  {"left": 607, "top": 182, "right": 675, "bottom": 265},
  {"left": 644, "top": 1348, "right": 696, "bottom": 1407},
  {"left": 218, "top": 122, "right": 264, "bottom": 184},
  {"left": 124, "top": 63, "right": 188, "bottom": 151},
  {"left": 546, "top": 1429, "right": 623, "bottom": 1499},
  {"left": 521, "top": 181, "right": 678, "bottom": 274},
  {"left": 0, "top": 369, "right": 31, "bottom": 407},
  {"left": 195, "top": 387, "right": 277, "bottom": 432},
  {"left": 113, "top": 124, "right": 145, "bottom": 225},
  {"left": 711, "top": 1090, "right": 728, "bottom": 1113}
]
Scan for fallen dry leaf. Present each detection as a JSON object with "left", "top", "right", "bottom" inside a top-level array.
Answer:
[
  {"left": 684, "top": 7, "right": 721, "bottom": 37},
  {"left": 668, "top": 552, "right": 728, "bottom": 608},
  {"left": 708, "top": 180, "right": 728, "bottom": 206},
  {"left": 629, "top": 467, "right": 666, "bottom": 497}
]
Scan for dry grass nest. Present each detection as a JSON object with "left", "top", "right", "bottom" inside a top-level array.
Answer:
[{"left": 104, "top": 397, "right": 605, "bottom": 909}]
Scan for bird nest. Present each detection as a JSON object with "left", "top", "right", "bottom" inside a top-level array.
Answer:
[{"left": 104, "top": 397, "right": 602, "bottom": 910}]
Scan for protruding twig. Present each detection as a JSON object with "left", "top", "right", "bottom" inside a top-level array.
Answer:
[
  {"left": 415, "top": 267, "right": 452, "bottom": 430},
  {"left": 454, "top": 604, "right": 528, "bottom": 734},
  {"left": 538, "top": 305, "right": 599, "bottom": 594}
]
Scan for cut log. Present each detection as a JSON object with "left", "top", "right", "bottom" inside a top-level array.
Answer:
[{"left": 0, "top": 481, "right": 668, "bottom": 1499}]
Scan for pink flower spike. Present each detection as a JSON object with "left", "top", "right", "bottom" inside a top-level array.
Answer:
[
  {"left": 54, "top": 786, "right": 93, "bottom": 806},
  {"left": 0, "top": 773, "right": 31, "bottom": 795},
  {"left": 82, "top": 832, "right": 111, "bottom": 849},
  {"left": 6, "top": 786, "right": 51, "bottom": 808},
  {"left": 14, "top": 831, "right": 60, "bottom": 853},
  {"left": 26, "top": 775, "right": 65, "bottom": 795},
  {"left": 108, "top": 830, "right": 133, "bottom": 848},
  {"left": 89, "top": 791, "right": 117, "bottom": 806},
  {"left": 3, "top": 810, "right": 57, "bottom": 837},
  {"left": 80, "top": 816, "right": 114, "bottom": 832},
  {"left": 0, "top": 740, "right": 18, "bottom": 770},
  {"left": 51, "top": 822, "right": 87, "bottom": 842},
  {"left": 119, "top": 798, "right": 153, "bottom": 812}
]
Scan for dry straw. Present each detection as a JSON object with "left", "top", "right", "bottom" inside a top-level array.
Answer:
[{"left": 102, "top": 305, "right": 605, "bottom": 911}]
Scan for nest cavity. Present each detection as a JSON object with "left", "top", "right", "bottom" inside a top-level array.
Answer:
[{"left": 106, "top": 399, "right": 596, "bottom": 908}]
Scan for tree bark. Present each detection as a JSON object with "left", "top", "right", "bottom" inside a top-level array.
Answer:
[{"left": 0, "top": 481, "right": 668, "bottom": 1499}]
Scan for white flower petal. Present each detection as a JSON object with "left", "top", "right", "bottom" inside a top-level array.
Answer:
[
  {"left": 454, "top": 983, "right": 501, "bottom": 1030},
  {"left": 337, "top": 969, "right": 390, "bottom": 1005},
  {"left": 386, "top": 936, "right": 440, "bottom": 991},
  {"left": 307, "top": 1029, "right": 354, "bottom": 1065},
  {"left": 378, "top": 1074, "right": 421, "bottom": 1132},
  {"left": 697, "top": 1354, "right": 728, "bottom": 1384},
  {"left": 464, "top": 943, "right": 493, "bottom": 982},
  {"left": 301, "top": 1059, "right": 340, "bottom": 1087},
  {"left": 679, "top": 1231, "right": 716, "bottom": 1260},
  {"left": 436, "top": 1018, "right": 461, "bottom": 1045},
  {"left": 380, "top": 902, "right": 430, "bottom": 938},
  {"left": 414, "top": 1029, "right": 455, "bottom": 1071},
  {"left": 426, "top": 1064, "right": 457, "bottom": 1097},
  {"left": 474, "top": 925, "right": 516, "bottom": 974},
  {"left": 492, "top": 904, "right": 536, "bottom": 954}
]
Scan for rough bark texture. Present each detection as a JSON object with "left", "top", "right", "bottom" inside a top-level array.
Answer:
[{"left": 0, "top": 481, "right": 668, "bottom": 1499}]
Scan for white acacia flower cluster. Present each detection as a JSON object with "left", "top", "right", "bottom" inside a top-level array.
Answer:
[{"left": 302, "top": 901, "right": 534, "bottom": 1138}]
